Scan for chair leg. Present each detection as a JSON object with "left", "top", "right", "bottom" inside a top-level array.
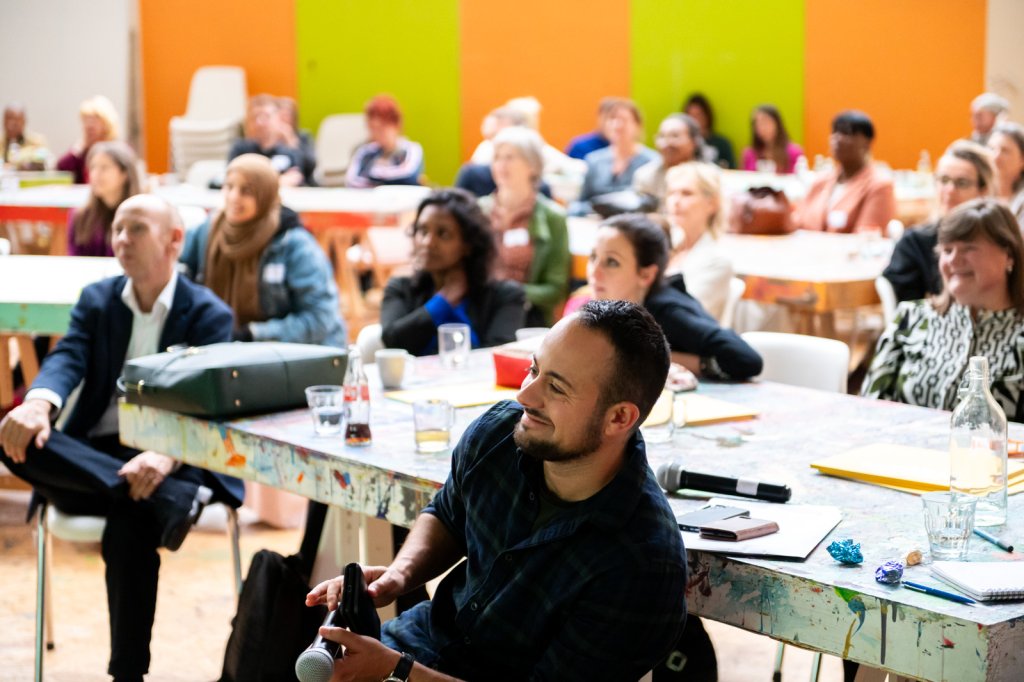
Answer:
[
  {"left": 226, "top": 506, "right": 242, "bottom": 598},
  {"left": 34, "top": 502, "right": 47, "bottom": 682},
  {"left": 44, "top": 521, "right": 54, "bottom": 651},
  {"left": 809, "top": 652, "right": 822, "bottom": 682},
  {"left": 772, "top": 641, "right": 785, "bottom": 682}
]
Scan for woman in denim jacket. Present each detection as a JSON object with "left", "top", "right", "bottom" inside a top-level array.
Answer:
[{"left": 179, "top": 154, "right": 346, "bottom": 346}]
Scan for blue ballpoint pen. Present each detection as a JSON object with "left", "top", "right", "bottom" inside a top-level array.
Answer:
[{"left": 902, "top": 580, "right": 976, "bottom": 605}]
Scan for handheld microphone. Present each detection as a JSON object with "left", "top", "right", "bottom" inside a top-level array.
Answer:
[
  {"left": 295, "top": 609, "right": 344, "bottom": 682},
  {"left": 656, "top": 461, "right": 792, "bottom": 503}
]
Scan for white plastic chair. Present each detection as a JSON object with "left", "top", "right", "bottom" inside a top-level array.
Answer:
[
  {"left": 875, "top": 276, "right": 899, "bottom": 328},
  {"left": 33, "top": 501, "right": 242, "bottom": 682},
  {"left": 183, "top": 66, "right": 248, "bottom": 122},
  {"left": 185, "top": 159, "right": 227, "bottom": 189},
  {"left": 741, "top": 331, "right": 850, "bottom": 393},
  {"left": 314, "top": 114, "right": 368, "bottom": 186},
  {"left": 356, "top": 323, "right": 385, "bottom": 364},
  {"left": 169, "top": 67, "right": 247, "bottom": 175},
  {"left": 719, "top": 277, "right": 746, "bottom": 329}
]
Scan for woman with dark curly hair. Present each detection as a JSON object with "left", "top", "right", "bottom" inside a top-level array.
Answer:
[{"left": 381, "top": 188, "right": 526, "bottom": 355}]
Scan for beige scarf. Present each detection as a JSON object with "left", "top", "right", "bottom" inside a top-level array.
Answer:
[{"left": 204, "top": 154, "right": 281, "bottom": 325}]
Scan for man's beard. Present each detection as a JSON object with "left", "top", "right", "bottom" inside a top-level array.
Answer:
[{"left": 513, "top": 407, "right": 604, "bottom": 463}]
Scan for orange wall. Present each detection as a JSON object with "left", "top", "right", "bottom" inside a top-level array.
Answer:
[
  {"left": 138, "top": 0, "right": 297, "bottom": 173},
  {"left": 459, "top": 0, "right": 630, "bottom": 160},
  {"left": 804, "top": 0, "right": 986, "bottom": 169}
]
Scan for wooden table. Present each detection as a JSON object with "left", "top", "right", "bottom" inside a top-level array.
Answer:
[
  {"left": 0, "top": 255, "right": 121, "bottom": 407},
  {"left": 118, "top": 351, "right": 1024, "bottom": 681}
]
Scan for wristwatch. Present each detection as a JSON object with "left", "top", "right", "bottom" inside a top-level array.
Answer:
[{"left": 383, "top": 652, "right": 415, "bottom": 682}]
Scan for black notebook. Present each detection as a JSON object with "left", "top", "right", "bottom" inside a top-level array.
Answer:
[{"left": 931, "top": 561, "right": 1024, "bottom": 601}]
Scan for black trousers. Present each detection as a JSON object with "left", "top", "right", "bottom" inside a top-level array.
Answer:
[{"left": 0, "top": 431, "right": 209, "bottom": 678}]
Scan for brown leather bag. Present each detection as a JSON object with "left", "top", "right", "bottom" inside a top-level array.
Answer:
[{"left": 728, "top": 186, "right": 795, "bottom": 235}]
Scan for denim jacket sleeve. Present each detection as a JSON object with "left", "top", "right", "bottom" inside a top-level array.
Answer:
[{"left": 249, "top": 228, "right": 347, "bottom": 346}]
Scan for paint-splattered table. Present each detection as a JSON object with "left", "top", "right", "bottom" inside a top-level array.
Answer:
[{"left": 119, "top": 353, "right": 1024, "bottom": 681}]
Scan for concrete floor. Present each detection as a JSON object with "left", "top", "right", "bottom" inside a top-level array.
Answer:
[{"left": 0, "top": 490, "right": 843, "bottom": 681}]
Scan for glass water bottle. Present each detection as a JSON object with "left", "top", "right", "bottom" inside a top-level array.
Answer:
[{"left": 949, "top": 356, "right": 1008, "bottom": 526}]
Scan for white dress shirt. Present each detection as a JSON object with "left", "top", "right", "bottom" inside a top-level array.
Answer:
[{"left": 26, "top": 273, "right": 179, "bottom": 436}]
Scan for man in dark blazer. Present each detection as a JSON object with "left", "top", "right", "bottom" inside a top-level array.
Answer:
[{"left": 0, "top": 194, "right": 240, "bottom": 682}]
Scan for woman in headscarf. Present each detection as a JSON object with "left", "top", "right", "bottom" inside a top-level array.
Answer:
[{"left": 180, "top": 154, "right": 346, "bottom": 345}]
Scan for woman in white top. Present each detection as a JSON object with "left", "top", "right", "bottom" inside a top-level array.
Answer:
[{"left": 664, "top": 162, "right": 733, "bottom": 320}]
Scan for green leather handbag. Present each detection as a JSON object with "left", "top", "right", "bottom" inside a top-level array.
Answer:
[{"left": 120, "top": 342, "right": 347, "bottom": 418}]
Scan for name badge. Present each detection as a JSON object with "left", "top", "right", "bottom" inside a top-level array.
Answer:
[
  {"left": 270, "top": 154, "right": 292, "bottom": 173},
  {"left": 263, "top": 263, "right": 286, "bottom": 284},
  {"left": 503, "top": 228, "right": 530, "bottom": 248},
  {"left": 827, "top": 209, "right": 848, "bottom": 230}
]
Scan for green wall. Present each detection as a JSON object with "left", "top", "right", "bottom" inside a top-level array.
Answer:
[
  {"left": 296, "top": 0, "right": 462, "bottom": 184},
  {"left": 630, "top": 0, "right": 805, "bottom": 162}
]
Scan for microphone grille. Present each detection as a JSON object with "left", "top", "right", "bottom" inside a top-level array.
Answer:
[{"left": 295, "top": 648, "right": 335, "bottom": 682}]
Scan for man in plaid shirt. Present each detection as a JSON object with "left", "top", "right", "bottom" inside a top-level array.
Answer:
[{"left": 309, "top": 300, "right": 687, "bottom": 681}]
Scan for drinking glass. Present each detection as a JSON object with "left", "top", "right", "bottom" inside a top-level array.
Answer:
[
  {"left": 922, "top": 492, "right": 977, "bottom": 560},
  {"left": 305, "top": 385, "right": 344, "bottom": 436},
  {"left": 641, "top": 389, "right": 676, "bottom": 445},
  {"left": 438, "top": 323, "right": 471, "bottom": 370},
  {"left": 413, "top": 399, "right": 456, "bottom": 453}
]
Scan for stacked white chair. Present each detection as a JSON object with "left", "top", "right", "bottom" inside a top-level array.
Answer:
[
  {"left": 313, "top": 113, "right": 368, "bottom": 186},
  {"left": 169, "top": 66, "right": 248, "bottom": 178}
]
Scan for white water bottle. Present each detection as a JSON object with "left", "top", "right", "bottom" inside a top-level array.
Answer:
[{"left": 949, "top": 356, "right": 1008, "bottom": 526}]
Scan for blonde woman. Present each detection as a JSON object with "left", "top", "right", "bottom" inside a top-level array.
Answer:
[
  {"left": 57, "top": 95, "right": 120, "bottom": 184},
  {"left": 664, "top": 162, "right": 733, "bottom": 319}
]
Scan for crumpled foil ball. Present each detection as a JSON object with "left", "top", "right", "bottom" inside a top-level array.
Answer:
[
  {"left": 827, "top": 539, "right": 864, "bottom": 565},
  {"left": 874, "top": 560, "right": 905, "bottom": 584}
]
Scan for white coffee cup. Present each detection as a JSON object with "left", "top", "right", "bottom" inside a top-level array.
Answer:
[{"left": 376, "top": 349, "right": 411, "bottom": 389}]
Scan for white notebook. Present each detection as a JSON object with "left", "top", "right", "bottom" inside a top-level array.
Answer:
[{"left": 931, "top": 561, "right": 1024, "bottom": 601}]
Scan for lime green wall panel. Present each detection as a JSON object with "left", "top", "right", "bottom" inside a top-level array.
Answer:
[
  {"left": 631, "top": 0, "right": 805, "bottom": 162},
  {"left": 296, "top": 0, "right": 461, "bottom": 184}
]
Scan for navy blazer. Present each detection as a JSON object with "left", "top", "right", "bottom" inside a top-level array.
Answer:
[{"left": 30, "top": 274, "right": 243, "bottom": 505}]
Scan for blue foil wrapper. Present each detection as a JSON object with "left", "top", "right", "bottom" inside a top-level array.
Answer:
[
  {"left": 874, "top": 560, "right": 905, "bottom": 584},
  {"left": 827, "top": 539, "right": 864, "bottom": 564}
]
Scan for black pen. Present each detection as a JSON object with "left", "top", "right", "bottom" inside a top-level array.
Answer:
[
  {"left": 973, "top": 528, "right": 1014, "bottom": 553},
  {"left": 902, "top": 580, "right": 976, "bottom": 605}
]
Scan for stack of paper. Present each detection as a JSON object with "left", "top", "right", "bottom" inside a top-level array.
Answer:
[
  {"left": 810, "top": 444, "right": 1024, "bottom": 495},
  {"left": 385, "top": 383, "right": 517, "bottom": 408}
]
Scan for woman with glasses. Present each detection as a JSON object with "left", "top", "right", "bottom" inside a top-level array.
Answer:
[
  {"left": 794, "top": 110, "right": 896, "bottom": 233},
  {"left": 883, "top": 140, "right": 995, "bottom": 302}
]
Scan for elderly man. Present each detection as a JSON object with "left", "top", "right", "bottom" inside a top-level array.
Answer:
[
  {"left": 970, "top": 92, "right": 1010, "bottom": 146},
  {"left": 307, "top": 300, "right": 687, "bottom": 682},
  {"left": 0, "top": 194, "right": 239, "bottom": 682},
  {"left": 1, "top": 102, "right": 48, "bottom": 168}
]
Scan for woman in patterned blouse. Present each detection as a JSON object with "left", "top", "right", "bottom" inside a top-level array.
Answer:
[{"left": 863, "top": 198, "right": 1024, "bottom": 420}]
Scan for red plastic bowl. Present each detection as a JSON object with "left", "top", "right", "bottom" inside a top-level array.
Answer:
[{"left": 493, "top": 350, "right": 531, "bottom": 388}]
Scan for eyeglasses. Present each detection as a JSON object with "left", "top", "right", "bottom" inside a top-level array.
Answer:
[{"left": 935, "top": 175, "right": 980, "bottom": 190}]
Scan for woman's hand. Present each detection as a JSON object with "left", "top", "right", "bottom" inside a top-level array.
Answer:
[
  {"left": 437, "top": 269, "right": 468, "bottom": 306},
  {"left": 666, "top": 362, "right": 699, "bottom": 392}
]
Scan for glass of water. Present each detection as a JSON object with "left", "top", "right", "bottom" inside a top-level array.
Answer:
[
  {"left": 413, "top": 399, "right": 456, "bottom": 453},
  {"left": 438, "top": 323, "right": 471, "bottom": 370},
  {"left": 641, "top": 390, "right": 676, "bottom": 445},
  {"left": 922, "top": 492, "right": 977, "bottom": 560},
  {"left": 305, "top": 385, "right": 344, "bottom": 436}
]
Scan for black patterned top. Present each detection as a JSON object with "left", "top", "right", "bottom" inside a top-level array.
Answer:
[{"left": 862, "top": 300, "right": 1024, "bottom": 421}]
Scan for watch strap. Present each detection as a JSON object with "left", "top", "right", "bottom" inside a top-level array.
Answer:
[{"left": 384, "top": 651, "right": 415, "bottom": 682}]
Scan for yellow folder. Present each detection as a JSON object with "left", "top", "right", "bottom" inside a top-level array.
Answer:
[
  {"left": 680, "top": 394, "right": 759, "bottom": 427},
  {"left": 810, "top": 443, "right": 1024, "bottom": 495}
]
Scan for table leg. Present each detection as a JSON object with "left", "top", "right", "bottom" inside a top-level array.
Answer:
[
  {"left": 15, "top": 335, "right": 39, "bottom": 387},
  {"left": 0, "top": 336, "right": 13, "bottom": 409}
]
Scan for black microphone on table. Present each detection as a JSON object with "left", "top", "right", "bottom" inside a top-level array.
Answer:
[
  {"left": 295, "top": 609, "right": 344, "bottom": 682},
  {"left": 656, "top": 461, "right": 792, "bottom": 503}
]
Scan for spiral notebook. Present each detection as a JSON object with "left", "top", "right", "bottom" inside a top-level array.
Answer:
[{"left": 931, "top": 561, "right": 1024, "bottom": 601}]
